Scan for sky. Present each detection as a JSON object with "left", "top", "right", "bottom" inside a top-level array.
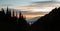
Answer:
[
  {"left": 0, "top": 0, "right": 60, "bottom": 18},
  {"left": 0, "top": 0, "right": 53, "bottom": 8}
]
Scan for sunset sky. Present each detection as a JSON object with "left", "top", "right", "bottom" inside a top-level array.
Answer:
[{"left": 0, "top": 0, "right": 60, "bottom": 19}]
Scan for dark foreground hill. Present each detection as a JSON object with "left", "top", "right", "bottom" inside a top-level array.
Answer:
[{"left": 31, "top": 7, "right": 60, "bottom": 31}]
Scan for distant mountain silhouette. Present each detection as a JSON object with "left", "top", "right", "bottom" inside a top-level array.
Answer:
[
  {"left": 0, "top": 7, "right": 30, "bottom": 31},
  {"left": 31, "top": 7, "right": 60, "bottom": 31},
  {"left": 26, "top": 16, "right": 41, "bottom": 25}
]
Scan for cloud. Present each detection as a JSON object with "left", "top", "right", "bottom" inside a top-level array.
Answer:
[
  {"left": 21, "top": 11, "right": 48, "bottom": 15},
  {"left": 0, "top": 4, "right": 14, "bottom": 6},
  {"left": 21, "top": 0, "right": 60, "bottom": 7},
  {"left": 16, "top": 0, "right": 60, "bottom": 13}
]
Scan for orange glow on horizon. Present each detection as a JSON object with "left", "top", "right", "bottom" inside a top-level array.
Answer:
[
  {"left": 25, "top": 15, "right": 44, "bottom": 19},
  {"left": 24, "top": 14, "right": 46, "bottom": 19},
  {"left": 12, "top": 12, "right": 48, "bottom": 19}
]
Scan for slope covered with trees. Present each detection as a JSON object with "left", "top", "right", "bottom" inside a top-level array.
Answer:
[
  {"left": 0, "top": 7, "right": 30, "bottom": 31},
  {"left": 31, "top": 7, "right": 60, "bottom": 31}
]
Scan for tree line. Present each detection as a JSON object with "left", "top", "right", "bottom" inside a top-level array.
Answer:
[{"left": 0, "top": 7, "right": 30, "bottom": 31}]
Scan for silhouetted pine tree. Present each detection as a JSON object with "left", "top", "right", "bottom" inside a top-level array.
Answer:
[
  {"left": 16, "top": 11, "right": 30, "bottom": 31},
  {"left": 0, "top": 8, "right": 5, "bottom": 22},
  {"left": 10, "top": 10, "right": 17, "bottom": 24}
]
